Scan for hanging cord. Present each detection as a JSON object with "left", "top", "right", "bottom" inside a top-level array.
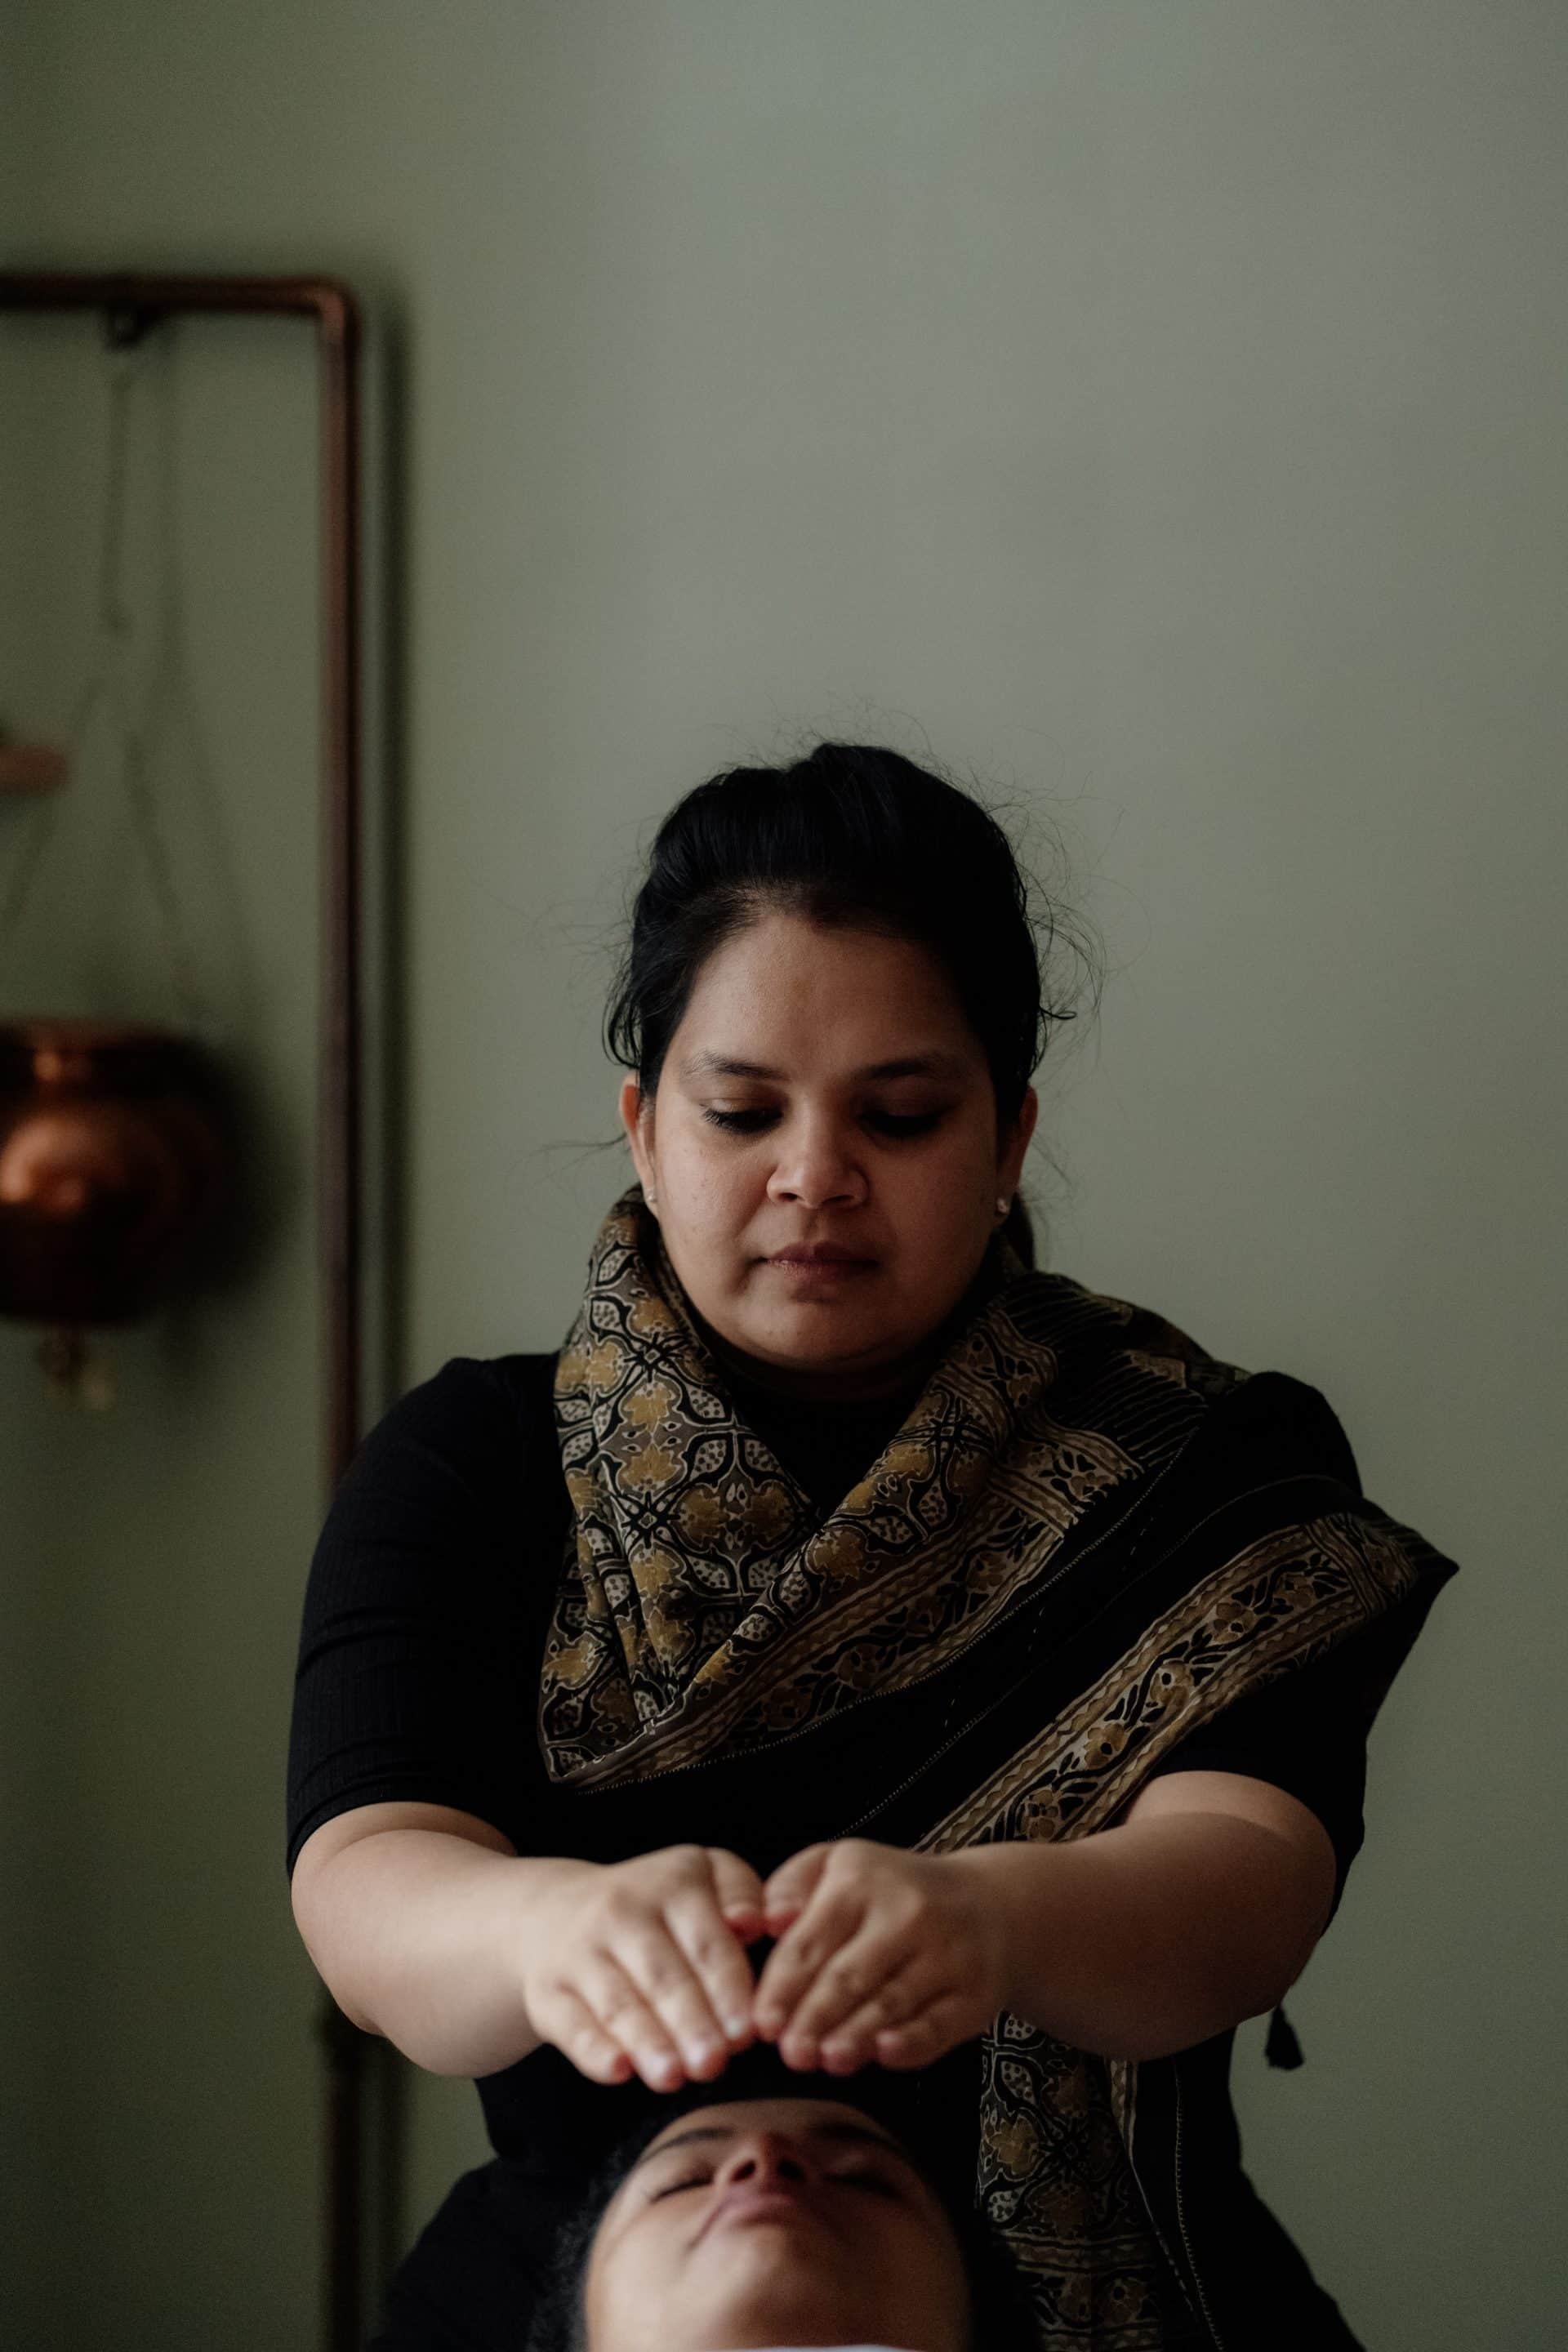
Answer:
[
  {"left": 1, "top": 337, "right": 208, "bottom": 1031},
  {"left": 5, "top": 334, "right": 216, "bottom": 1409}
]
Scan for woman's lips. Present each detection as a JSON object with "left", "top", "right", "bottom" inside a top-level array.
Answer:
[
  {"left": 766, "top": 1254, "right": 875, "bottom": 1279},
  {"left": 768, "top": 1243, "right": 867, "bottom": 1263}
]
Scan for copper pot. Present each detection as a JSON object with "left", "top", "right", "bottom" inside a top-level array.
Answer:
[{"left": 0, "top": 1018, "right": 236, "bottom": 1326}]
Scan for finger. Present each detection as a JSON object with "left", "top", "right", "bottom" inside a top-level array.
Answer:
[
  {"left": 873, "top": 1994, "right": 978, "bottom": 2070},
  {"left": 752, "top": 1883, "right": 865, "bottom": 2045},
  {"left": 541, "top": 1984, "right": 637, "bottom": 2086},
  {"left": 777, "top": 1926, "right": 931, "bottom": 2066},
  {"left": 609, "top": 1922, "right": 736, "bottom": 2082},
  {"left": 760, "top": 1843, "right": 832, "bottom": 1934},
  {"left": 817, "top": 1952, "right": 948, "bottom": 2074},
  {"left": 706, "top": 1847, "right": 768, "bottom": 1941},
  {"left": 666, "top": 1884, "right": 760, "bottom": 2050},
  {"left": 579, "top": 1953, "right": 691, "bottom": 2092}
]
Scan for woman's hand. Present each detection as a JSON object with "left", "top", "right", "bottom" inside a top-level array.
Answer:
[
  {"left": 519, "top": 1845, "right": 768, "bottom": 2091},
  {"left": 751, "top": 1839, "right": 1011, "bottom": 2074}
]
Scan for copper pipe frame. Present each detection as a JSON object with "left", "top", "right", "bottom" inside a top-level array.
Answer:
[{"left": 1, "top": 272, "right": 370, "bottom": 2352}]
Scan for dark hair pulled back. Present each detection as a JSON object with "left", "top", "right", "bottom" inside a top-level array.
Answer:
[{"left": 604, "top": 742, "right": 1098, "bottom": 1271}]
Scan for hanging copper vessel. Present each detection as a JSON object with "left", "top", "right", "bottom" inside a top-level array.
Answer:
[
  {"left": 0, "top": 743, "right": 68, "bottom": 794},
  {"left": 0, "top": 1016, "right": 236, "bottom": 1328}
]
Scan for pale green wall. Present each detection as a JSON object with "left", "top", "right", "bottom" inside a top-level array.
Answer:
[{"left": 2, "top": 6, "right": 1563, "bottom": 2349}]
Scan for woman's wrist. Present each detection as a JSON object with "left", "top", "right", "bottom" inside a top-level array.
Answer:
[
  {"left": 939, "top": 1842, "right": 1053, "bottom": 2021},
  {"left": 939, "top": 1821, "right": 1300, "bottom": 2063}
]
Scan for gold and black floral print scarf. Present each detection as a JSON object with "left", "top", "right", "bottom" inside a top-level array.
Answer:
[{"left": 537, "top": 1183, "right": 1458, "bottom": 2348}]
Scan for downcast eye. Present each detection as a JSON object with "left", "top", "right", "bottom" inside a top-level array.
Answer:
[{"left": 701, "top": 1108, "right": 943, "bottom": 1138}]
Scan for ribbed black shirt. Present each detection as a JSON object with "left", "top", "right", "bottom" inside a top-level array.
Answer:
[{"left": 287, "top": 1349, "right": 1376, "bottom": 1904}]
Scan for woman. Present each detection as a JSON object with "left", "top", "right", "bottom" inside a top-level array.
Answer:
[{"left": 287, "top": 742, "right": 1458, "bottom": 2350}]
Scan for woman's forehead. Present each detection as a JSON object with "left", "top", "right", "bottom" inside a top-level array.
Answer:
[{"left": 684, "top": 913, "right": 960, "bottom": 1012}]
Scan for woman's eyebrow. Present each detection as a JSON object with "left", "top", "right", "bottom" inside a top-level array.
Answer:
[{"left": 677, "top": 1051, "right": 965, "bottom": 1082}]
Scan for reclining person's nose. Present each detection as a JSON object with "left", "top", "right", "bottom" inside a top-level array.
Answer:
[{"left": 720, "top": 2131, "right": 809, "bottom": 2188}]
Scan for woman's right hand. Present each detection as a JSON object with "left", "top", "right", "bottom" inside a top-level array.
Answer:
[{"left": 519, "top": 1845, "right": 768, "bottom": 2091}]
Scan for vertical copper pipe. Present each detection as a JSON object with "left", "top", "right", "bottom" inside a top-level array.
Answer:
[
  {"left": 1, "top": 272, "right": 369, "bottom": 2352},
  {"left": 312, "top": 283, "right": 363, "bottom": 1486}
]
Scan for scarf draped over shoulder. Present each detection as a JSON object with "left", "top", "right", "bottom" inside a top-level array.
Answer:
[{"left": 537, "top": 1184, "right": 1458, "bottom": 2348}]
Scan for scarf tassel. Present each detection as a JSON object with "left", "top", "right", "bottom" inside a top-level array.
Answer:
[{"left": 1264, "top": 2001, "right": 1304, "bottom": 2069}]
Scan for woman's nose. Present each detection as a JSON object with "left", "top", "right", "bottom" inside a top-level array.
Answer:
[
  {"left": 715, "top": 2131, "right": 812, "bottom": 2189},
  {"left": 766, "top": 1125, "right": 864, "bottom": 1208}
]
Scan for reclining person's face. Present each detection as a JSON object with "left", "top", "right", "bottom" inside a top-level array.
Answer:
[{"left": 580, "top": 2096, "right": 973, "bottom": 2352}]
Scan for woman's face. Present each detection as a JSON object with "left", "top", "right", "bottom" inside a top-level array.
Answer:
[
  {"left": 618, "top": 910, "right": 1037, "bottom": 1401},
  {"left": 581, "top": 2096, "right": 972, "bottom": 2352}
]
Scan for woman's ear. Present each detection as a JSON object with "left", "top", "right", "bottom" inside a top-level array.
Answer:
[
  {"left": 1000, "top": 1085, "right": 1038, "bottom": 1195},
  {"left": 618, "top": 1076, "right": 657, "bottom": 1205}
]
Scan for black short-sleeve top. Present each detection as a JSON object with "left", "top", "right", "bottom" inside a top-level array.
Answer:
[
  {"left": 287, "top": 1349, "right": 1390, "bottom": 2050},
  {"left": 288, "top": 1349, "right": 1382, "bottom": 1893}
]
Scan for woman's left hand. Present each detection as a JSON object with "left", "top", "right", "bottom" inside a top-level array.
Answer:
[{"left": 751, "top": 1838, "right": 1010, "bottom": 2074}]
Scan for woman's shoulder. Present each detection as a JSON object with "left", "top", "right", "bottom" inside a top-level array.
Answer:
[
  {"left": 377, "top": 1345, "right": 558, "bottom": 1420},
  {"left": 435, "top": 1347, "right": 561, "bottom": 1421},
  {"left": 338, "top": 1348, "right": 564, "bottom": 1503},
  {"left": 1023, "top": 1265, "right": 1245, "bottom": 1397},
  {"left": 1028, "top": 1266, "right": 1361, "bottom": 1484}
]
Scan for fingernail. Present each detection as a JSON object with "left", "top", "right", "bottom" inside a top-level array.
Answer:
[
  {"left": 689, "top": 2039, "right": 722, "bottom": 2073},
  {"left": 724, "top": 2015, "right": 752, "bottom": 2043}
]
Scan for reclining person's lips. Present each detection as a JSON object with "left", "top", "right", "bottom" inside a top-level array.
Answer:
[{"left": 694, "top": 2183, "right": 831, "bottom": 2245}]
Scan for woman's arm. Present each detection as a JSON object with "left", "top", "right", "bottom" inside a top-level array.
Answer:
[
  {"left": 286, "top": 1362, "right": 764, "bottom": 2085},
  {"left": 954, "top": 1771, "right": 1336, "bottom": 2062},
  {"left": 291, "top": 1800, "right": 559, "bottom": 2074},
  {"left": 291, "top": 1799, "right": 768, "bottom": 2083},
  {"left": 752, "top": 1771, "right": 1336, "bottom": 2070}
]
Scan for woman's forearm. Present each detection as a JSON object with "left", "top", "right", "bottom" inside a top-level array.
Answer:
[
  {"left": 951, "top": 1813, "right": 1322, "bottom": 2063},
  {"left": 294, "top": 1831, "right": 586, "bottom": 2076}
]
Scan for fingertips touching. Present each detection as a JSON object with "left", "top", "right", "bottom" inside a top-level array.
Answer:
[{"left": 671, "top": 1920, "right": 760, "bottom": 2051}]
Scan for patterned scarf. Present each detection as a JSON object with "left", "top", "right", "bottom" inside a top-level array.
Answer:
[{"left": 538, "top": 1183, "right": 1457, "bottom": 2346}]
